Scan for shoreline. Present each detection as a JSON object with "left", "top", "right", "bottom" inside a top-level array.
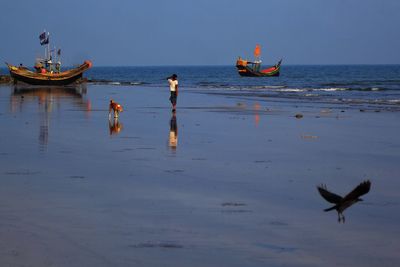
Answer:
[{"left": 3, "top": 80, "right": 399, "bottom": 113}]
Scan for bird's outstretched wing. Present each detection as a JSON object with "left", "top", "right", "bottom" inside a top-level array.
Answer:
[
  {"left": 317, "top": 184, "right": 343, "bottom": 204},
  {"left": 343, "top": 180, "right": 371, "bottom": 201}
]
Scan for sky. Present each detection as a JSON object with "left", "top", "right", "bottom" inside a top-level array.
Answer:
[{"left": 0, "top": 0, "right": 399, "bottom": 66}]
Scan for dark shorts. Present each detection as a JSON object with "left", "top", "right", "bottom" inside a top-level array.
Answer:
[{"left": 169, "top": 91, "right": 177, "bottom": 105}]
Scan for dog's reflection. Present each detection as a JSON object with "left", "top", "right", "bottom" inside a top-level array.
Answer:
[
  {"left": 168, "top": 112, "right": 178, "bottom": 150},
  {"left": 109, "top": 117, "right": 123, "bottom": 135}
]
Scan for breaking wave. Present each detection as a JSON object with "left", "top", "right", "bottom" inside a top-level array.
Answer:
[
  {"left": 87, "top": 79, "right": 148, "bottom": 86},
  {"left": 240, "top": 87, "right": 388, "bottom": 92}
]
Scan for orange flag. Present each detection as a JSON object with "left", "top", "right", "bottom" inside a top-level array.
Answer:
[{"left": 254, "top": 44, "right": 261, "bottom": 58}]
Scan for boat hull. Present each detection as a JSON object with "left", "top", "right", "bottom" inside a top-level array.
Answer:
[
  {"left": 236, "top": 59, "right": 282, "bottom": 77},
  {"left": 9, "top": 72, "right": 84, "bottom": 86},
  {"left": 6, "top": 61, "right": 92, "bottom": 86}
]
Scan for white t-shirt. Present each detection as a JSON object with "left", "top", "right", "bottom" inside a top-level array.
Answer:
[{"left": 168, "top": 79, "right": 178, "bottom": 92}]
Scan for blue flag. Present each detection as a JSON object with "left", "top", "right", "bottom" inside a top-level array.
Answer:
[{"left": 39, "top": 32, "right": 49, "bottom": 45}]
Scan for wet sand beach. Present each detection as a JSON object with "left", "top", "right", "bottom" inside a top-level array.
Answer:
[{"left": 0, "top": 83, "right": 399, "bottom": 267}]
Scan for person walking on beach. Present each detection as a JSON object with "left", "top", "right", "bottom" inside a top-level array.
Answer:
[{"left": 168, "top": 74, "right": 178, "bottom": 112}]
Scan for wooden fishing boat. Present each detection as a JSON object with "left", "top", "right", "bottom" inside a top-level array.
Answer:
[
  {"left": 6, "top": 61, "right": 92, "bottom": 86},
  {"left": 236, "top": 44, "right": 282, "bottom": 77},
  {"left": 236, "top": 58, "right": 282, "bottom": 77},
  {"left": 6, "top": 31, "right": 92, "bottom": 86}
]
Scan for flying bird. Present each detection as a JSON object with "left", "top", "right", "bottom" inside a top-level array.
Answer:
[{"left": 317, "top": 180, "right": 371, "bottom": 223}]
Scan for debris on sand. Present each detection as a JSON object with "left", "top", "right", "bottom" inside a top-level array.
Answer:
[
  {"left": 221, "top": 202, "right": 247, "bottom": 207},
  {"left": 301, "top": 134, "right": 319, "bottom": 139},
  {"left": 295, "top": 113, "right": 303, "bottom": 119},
  {"left": 129, "top": 242, "right": 183, "bottom": 249},
  {"left": 0, "top": 75, "right": 11, "bottom": 84}
]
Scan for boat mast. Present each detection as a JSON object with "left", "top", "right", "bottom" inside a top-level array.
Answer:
[
  {"left": 47, "top": 32, "right": 50, "bottom": 61},
  {"left": 43, "top": 29, "right": 47, "bottom": 61}
]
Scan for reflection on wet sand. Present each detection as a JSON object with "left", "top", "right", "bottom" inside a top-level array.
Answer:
[
  {"left": 168, "top": 112, "right": 178, "bottom": 151},
  {"left": 109, "top": 117, "right": 123, "bottom": 135},
  {"left": 317, "top": 180, "right": 371, "bottom": 223},
  {"left": 10, "top": 85, "right": 91, "bottom": 149},
  {"left": 254, "top": 102, "right": 261, "bottom": 126}
]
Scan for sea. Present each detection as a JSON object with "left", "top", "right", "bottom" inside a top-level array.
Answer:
[{"left": 2, "top": 65, "right": 400, "bottom": 110}]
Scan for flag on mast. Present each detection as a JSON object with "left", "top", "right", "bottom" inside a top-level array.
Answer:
[
  {"left": 39, "top": 31, "right": 49, "bottom": 45},
  {"left": 254, "top": 44, "right": 261, "bottom": 59}
]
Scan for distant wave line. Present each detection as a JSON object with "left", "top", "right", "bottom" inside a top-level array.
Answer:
[
  {"left": 87, "top": 79, "right": 149, "bottom": 86},
  {"left": 85, "top": 79, "right": 396, "bottom": 93}
]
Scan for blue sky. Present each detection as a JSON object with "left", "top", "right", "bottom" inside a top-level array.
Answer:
[{"left": 0, "top": 0, "right": 399, "bottom": 66}]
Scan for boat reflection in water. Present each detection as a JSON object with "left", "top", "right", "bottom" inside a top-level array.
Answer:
[
  {"left": 168, "top": 112, "right": 178, "bottom": 151},
  {"left": 10, "top": 85, "right": 91, "bottom": 150},
  {"left": 109, "top": 117, "right": 123, "bottom": 135},
  {"left": 254, "top": 102, "right": 261, "bottom": 126}
]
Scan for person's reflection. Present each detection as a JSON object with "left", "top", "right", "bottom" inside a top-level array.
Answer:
[
  {"left": 109, "top": 117, "right": 123, "bottom": 135},
  {"left": 168, "top": 112, "right": 178, "bottom": 151}
]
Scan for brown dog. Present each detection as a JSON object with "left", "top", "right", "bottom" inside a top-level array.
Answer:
[{"left": 109, "top": 99, "right": 123, "bottom": 118}]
